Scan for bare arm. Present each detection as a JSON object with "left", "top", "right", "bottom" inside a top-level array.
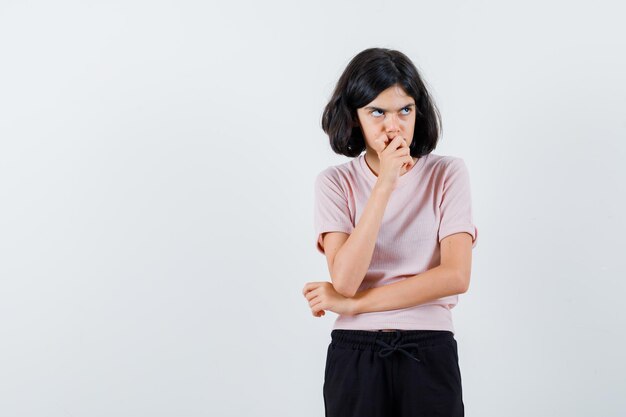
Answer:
[
  {"left": 325, "top": 182, "right": 393, "bottom": 298},
  {"left": 349, "top": 232, "right": 473, "bottom": 313},
  {"left": 322, "top": 135, "right": 415, "bottom": 298}
]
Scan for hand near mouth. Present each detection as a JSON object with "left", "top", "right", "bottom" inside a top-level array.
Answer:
[{"left": 371, "top": 133, "right": 415, "bottom": 188}]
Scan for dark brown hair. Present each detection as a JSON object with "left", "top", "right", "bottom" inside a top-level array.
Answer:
[{"left": 321, "top": 48, "right": 442, "bottom": 157}]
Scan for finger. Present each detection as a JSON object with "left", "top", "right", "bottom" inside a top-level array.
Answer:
[
  {"left": 303, "top": 282, "right": 322, "bottom": 295},
  {"left": 310, "top": 298, "right": 322, "bottom": 309},
  {"left": 391, "top": 146, "right": 411, "bottom": 159},
  {"left": 396, "top": 135, "right": 408, "bottom": 148},
  {"left": 374, "top": 135, "right": 389, "bottom": 153},
  {"left": 302, "top": 284, "right": 311, "bottom": 295},
  {"left": 305, "top": 289, "right": 319, "bottom": 302},
  {"left": 312, "top": 302, "right": 324, "bottom": 315},
  {"left": 386, "top": 135, "right": 406, "bottom": 151}
]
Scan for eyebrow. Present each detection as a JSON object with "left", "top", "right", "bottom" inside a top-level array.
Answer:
[{"left": 363, "top": 103, "right": 416, "bottom": 112}]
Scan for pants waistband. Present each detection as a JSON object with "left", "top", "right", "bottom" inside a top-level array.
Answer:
[{"left": 330, "top": 329, "right": 454, "bottom": 362}]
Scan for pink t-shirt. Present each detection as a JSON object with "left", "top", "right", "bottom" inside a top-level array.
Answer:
[{"left": 313, "top": 152, "right": 478, "bottom": 334}]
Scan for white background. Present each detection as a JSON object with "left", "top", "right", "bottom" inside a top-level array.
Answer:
[{"left": 1, "top": 1, "right": 625, "bottom": 416}]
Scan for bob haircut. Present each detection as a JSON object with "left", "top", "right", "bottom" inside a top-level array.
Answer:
[{"left": 321, "top": 47, "right": 442, "bottom": 158}]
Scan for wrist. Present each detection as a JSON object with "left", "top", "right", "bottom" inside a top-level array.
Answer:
[
  {"left": 348, "top": 291, "right": 365, "bottom": 315},
  {"left": 347, "top": 297, "right": 359, "bottom": 315},
  {"left": 373, "top": 181, "right": 393, "bottom": 196}
]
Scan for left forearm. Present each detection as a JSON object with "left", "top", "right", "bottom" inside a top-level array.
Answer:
[{"left": 350, "top": 265, "right": 464, "bottom": 314}]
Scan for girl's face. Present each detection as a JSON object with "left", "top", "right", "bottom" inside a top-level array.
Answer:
[{"left": 355, "top": 84, "right": 417, "bottom": 155}]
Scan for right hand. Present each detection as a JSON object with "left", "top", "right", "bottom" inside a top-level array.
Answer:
[{"left": 372, "top": 134, "right": 415, "bottom": 188}]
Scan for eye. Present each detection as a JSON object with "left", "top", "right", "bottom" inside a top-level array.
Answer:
[
  {"left": 401, "top": 107, "right": 412, "bottom": 115},
  {"left": 371, "top": 109, "right": 384, "bottom": 117}
]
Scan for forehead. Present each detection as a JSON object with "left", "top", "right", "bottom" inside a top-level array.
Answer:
[{"left": 369, "top": 85, "right": 414, "bottom": 104}]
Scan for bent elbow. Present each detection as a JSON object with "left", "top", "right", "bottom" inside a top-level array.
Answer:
[
  {"left": 330, "top": 264, "right": 359, "bottom": 298},
  {"left": 332, "top": 279, "right": 358, "bottom": 298},
  {"left": 338, "top": 288, "right": 357, "bottom": 298},
  {"left": 457, "top": 271, "right": 470, "bottom": 294}
]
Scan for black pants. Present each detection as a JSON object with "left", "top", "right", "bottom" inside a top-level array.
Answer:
[{"left": 323, "top": 329, "right": 464, "bottom": 417}]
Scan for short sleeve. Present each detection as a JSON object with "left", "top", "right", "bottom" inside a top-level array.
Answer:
[
  {"left": 313, "top": 169, "right": 354, "bottom": 255},
  {"left": 438, "top": 158, "right": 479, "bottom": 249}
]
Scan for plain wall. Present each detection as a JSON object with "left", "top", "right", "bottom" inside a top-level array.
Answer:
[{"left": 1, "top": 0, "right": 625, "bottom": 416}]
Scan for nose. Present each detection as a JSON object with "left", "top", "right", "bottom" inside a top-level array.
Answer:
[{"left": 384, "top": 113, "right": 400, "bottom": 134}]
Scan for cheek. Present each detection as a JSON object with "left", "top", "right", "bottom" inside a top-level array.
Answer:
[
  {"left": 359, "top": 122, "right": 379, "bottom": 138},
  {"left": 402, "top": 120, "right": 416, "bottom": 134},
  {"left": 402, "top": 116, "right": 416, "bottom": 126}
]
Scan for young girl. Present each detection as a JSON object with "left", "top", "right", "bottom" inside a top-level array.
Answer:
[{"left": 302, "top": 48, "right": 478, "bottom": 417}]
